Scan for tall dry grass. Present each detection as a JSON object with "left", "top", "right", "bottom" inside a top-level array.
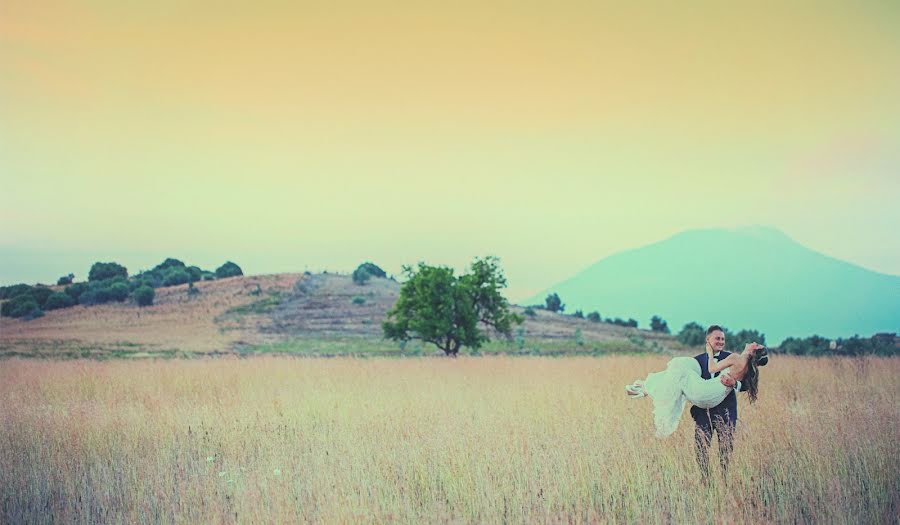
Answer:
[{"left": 1, "top": 356, "right": 897, "bottom": 523}]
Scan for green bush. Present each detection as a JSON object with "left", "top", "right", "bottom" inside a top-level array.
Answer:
[
  {"left": 587, "top": 311, "right": 601, "bottom": 323},
  {"left": 0, "top": 284, "right": 31, "bottom": 300},
  {"left": 572, "top": 310, "right": 584, "bottom": 319},
  {"left": 162, "top": 268, "right": 192, "bottom": 287},
  {"left": 134, "top": 286, "right": 155, "bottom": 307},
  {"left": 1, "top": 296, "right": 40, "bottom": 318},
  {"left": 186, "top": 266, "right": 203, "bottom": 282},
  {"left": 57, "top": 273, "right": 74, "bottom": 286},
  {"left": 545, "top": 293, "right": 564, "bottom": 313},
  {"left": 153, "top": 258, "right": 186, "bottom": 272},
  {"left": 352, "top": 296, "right": 366, "bottom": 305},
  {"left": 23, "top": 307, "right": 44, "bottom": 320},
  {"left": 650, "top": 315, "right": 670, "bottom": 333},
  {"left": 64, "top": 282, "right": 89, "bottom": 301},
  {"left": 356, "top": 262, "right": 386, "bottom": 278},
  {"left": 44, "top": 292, "right": 76, "bottom": 310},
  {"left": 524, "top": 306, "right": 537, "bottom": 317},
  {"left": 215, "top": 261, "right": 243, "bottom": 279},
  {"left": 352, "top": 267, "right": 372, "bottom": 285},
  {"left": 677, "top": 322, "right": 706, "bottom": 346},
  {"left": 88, "top": 262, "right": 128, "bottom": 282},
  {"left": 28, "top": 286, "right": 54, "bottom": 308},
  {"left": 108, "top": 282, "right": 129, "bottom": 302}
]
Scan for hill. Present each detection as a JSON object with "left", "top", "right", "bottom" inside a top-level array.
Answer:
[
  {"left": 525, "top": 226, "right": 900, "bottom": 344},
  {"left": 0, "top": 273, "right": 675, "bottom": 358}
]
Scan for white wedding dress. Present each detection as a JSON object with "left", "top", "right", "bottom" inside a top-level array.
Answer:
[{"left": 628, "top": 357, "right": 733, "bottom": 437}]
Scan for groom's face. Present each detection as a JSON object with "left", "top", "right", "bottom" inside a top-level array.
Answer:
[{"left": 707, "top": 330, "right": 725, "bottom": 353}]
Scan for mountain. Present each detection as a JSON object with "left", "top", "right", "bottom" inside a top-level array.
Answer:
[{"left": 524, "top": 226, "right": 900, "bottom": 344}]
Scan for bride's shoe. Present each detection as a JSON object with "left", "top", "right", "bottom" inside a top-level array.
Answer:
[{"left": 625, "top": 381, "right": 646, "bottom": 398}]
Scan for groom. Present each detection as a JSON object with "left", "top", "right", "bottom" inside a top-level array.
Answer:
[{"left": 690, "top": 325, "right": 764, "bottom": 479}]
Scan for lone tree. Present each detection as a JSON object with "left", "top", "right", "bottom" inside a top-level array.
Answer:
[{"left": 382, "top": 256, "right": 522, "bottom": 356}]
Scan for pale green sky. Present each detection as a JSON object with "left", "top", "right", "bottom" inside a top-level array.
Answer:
[{"left": 2, "top": 1, "right": 899, "bottom": 300}]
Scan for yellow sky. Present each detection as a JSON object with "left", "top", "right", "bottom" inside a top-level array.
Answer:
[{"left": 2, "top": 1, "right": 899, "bottom": 299}]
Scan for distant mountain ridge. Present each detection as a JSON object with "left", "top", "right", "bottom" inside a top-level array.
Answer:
[{"left": 525, "top": 226, "right": 900, "bottom": 344}]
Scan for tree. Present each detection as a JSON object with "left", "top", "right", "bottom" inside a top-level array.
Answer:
[
  {"left": 572, "top": 310, "right": 584, "bottom": 319},
  {"left": 215, "top": 261, "right": 243, "bottom": 279},
  {"left": 57, "top": 273, "right": 74, "bottom": 286},
  {"left": 383, "top": 256, "right": 521, "bottom": 356},
  {"left": 134, "top": 286, "right": 155, "bottom": 307},
  {"left": 650, "top": 315, "right": 670, "bottom": 334},
  {"left": 88, "top": 262, "right": 128, "bottom": 282},
  {"left": 545, "top": 293, "right": 565, "bottom": 313},
  {"left": 587, "top": 311, "right": 601, "bottom": 323},
  {"left": 677, "top": 322, "right": 706, "bottom": 346}
]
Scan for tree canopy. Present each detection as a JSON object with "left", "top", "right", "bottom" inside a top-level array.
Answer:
[{"left": 382, "top": 256, "right": 521, "bottom": 356}]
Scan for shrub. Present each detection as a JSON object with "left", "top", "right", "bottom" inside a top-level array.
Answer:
[
  {"left": 201, "top": 272, "right": 216, "bottom": 281},
  {"left": 187, "top": 282, "right": 200, "bottom": 296},
  {"left": 64, "top": 282, "right": 89, "bottom": 301},
  {"left": 587, "top": 311, "right": 601, "bottom": 323},
  {"left": 134, "top": 286, "right": 155, "bottom": 307},
  {"left": 545, "top": 293, "right": 564, "bottom": 313},
  {"left": 88, "top": 262, "right": 128, "bottom": 282},
  {"left": 78, "top": 290, "right": 98, "bottom": 306},
  {"left": 0, "top": 283, "right": 32, "bottom": 300},
  {"left": 27, "top": 286, "right": 54, "bottom": 308},
  {"left": 108, "top": 283, "right": 130, "bottom": 302},
  {"left": 1, "top": 295, "right": 40, "bottom": 318},
  {"left": 153, "top": 258, "right": 186, "bottom": 272},
  {"left": 352, "top": 267, "right": 372, "bottom": 285},
  {"left": 356, "top": 262, "right": 386, "bottom": 279},
  {"left": 215, "top": 261, "right": 243, "bottom": 279},
  {"left": 677, "top": 322, "right": 706, "bottom": 347},
  {"left": 162, "top": 268, "right": 192, "bottom": 287},
  {"left": 352, "top": 296, "right": 366, "bottom": 305},
  {"left": 22, "top": 307, "right": 44, "bottom": 321},
  {"left": 186, "top": 266, "right": 203, "bottom": 282},
  {"left": 572, "top": 310, "right": 584, "bottom": 319},
  {"left": 44, "top": 292, "right": 76, "bottom": 310},
  {"left": 650, "top": 315, "right": 669, "bottom": 333},
  {"left": 57, "top": 273, "right": 74, "bottom": 286},
  {"left": 524, "top": 307, "right": 537, "bottom": 317}
]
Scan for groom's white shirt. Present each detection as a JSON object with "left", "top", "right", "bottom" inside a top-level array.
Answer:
[{"left": 713, "top": 351, "right": 742, "bottom": 392}]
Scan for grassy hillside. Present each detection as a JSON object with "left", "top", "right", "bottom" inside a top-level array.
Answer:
[{"left": 0, "top": 273, "right": 679, "bottom": 359}]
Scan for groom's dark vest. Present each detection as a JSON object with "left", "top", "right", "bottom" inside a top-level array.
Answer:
[{"left": 689, "top": 351, "right": 740, "bottom": 427}]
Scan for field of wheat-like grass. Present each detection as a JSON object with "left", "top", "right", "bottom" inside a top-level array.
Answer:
[{"left": 1, "top": 355, "right": 897, "bottom": 523}]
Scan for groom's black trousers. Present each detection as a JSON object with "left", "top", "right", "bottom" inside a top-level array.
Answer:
[{"left": 692, "top": 407, "right": 736, "bottom": 478}]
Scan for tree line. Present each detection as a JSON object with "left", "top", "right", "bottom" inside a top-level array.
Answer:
[{"left": 0, "top": 259, "right": 243, "bottom": 319}]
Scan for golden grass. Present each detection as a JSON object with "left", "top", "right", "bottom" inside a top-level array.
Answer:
[{"left": 1, "top": 355, "right": 897, "bottom": 523}]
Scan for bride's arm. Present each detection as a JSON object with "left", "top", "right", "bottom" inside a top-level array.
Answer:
[{"left": 708, "top": 353, "right": 740, "bottom": 374}]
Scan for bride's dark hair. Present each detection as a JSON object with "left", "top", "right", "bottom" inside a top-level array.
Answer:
[{"left": 745, "top": 355, "right": 761, "bottom": 404}]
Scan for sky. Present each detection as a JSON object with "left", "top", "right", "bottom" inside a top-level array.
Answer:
[{"left": 2, "top": 1, "right": 899, "bottom": 302}]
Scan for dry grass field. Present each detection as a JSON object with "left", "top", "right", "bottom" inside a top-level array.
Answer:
[{"left": 2, "top": 355, "right": 897, "bottom": 524}]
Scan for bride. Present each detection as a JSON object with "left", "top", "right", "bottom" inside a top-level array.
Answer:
[{"left": 625, "top": 342, "right": 763, "bottom": 437}]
